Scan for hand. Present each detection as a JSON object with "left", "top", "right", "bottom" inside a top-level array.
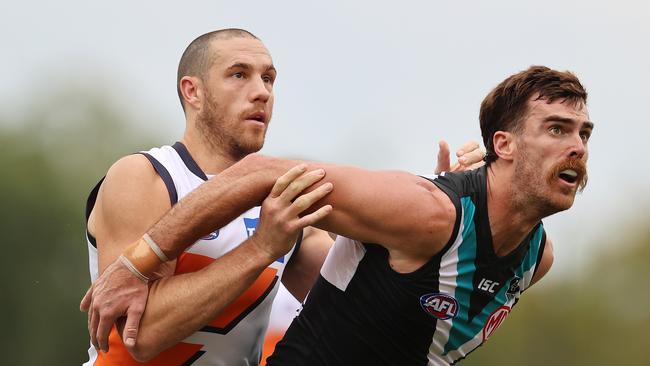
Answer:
[
  {"left": 80, "top": 259, "right": 148, "bottom": 353},
  {"left": 251, "top": 164, "right": 333, "bottom": 262},
  {"left": 434, "top": 140, "right": 485, "bottom": 175}
]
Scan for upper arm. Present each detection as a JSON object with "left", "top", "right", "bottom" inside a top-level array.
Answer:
[
  {"left": 296, "top": 165, "right": 457, "bottom": 258},
  {"left": 530, "top": 236, "right": 554, "bottom": 287},
  {"left": 174, "top": 154, "right": 457, "bottom": 260},
  {"left": 89, "top": 154, "right": 176, "bottom": 275},
  {"left": 281, "top": 226, "right": 333, "bottom": 302}
]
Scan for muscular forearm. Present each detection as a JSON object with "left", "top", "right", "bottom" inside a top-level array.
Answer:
[
  {"left": 148, "top": 154, "right": 285, "bottom": 259},
  {"left": 147, "top": 153, "right": 445, "bottom": 259},
  {"left": 130, "top": 237, "right": 275, "bottom": 362}
]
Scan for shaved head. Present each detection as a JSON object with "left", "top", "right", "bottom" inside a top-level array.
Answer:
[{"left": 177, "top": 28, "right": 260, "bottom": 111}]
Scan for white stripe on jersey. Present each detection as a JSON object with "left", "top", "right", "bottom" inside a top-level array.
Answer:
[
  {"left": 428, "top": 207, "right": 466, "bottom": 366},
  {"left": 320, "top": 236, "right": 366, "bottom": 291}
]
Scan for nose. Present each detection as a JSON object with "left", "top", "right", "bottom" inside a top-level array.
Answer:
[
  {"left": 248, "top": 76, "right": 271, "bottom": 104},
  {"left": 568, "top": 133, "right": 586, "bottom": 159}
]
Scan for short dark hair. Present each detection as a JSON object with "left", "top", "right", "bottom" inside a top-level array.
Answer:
[
  {"left": 176, "top": 28, "right": 259, "bottom": 111},
  {"left": 480, "top": 65, "right": 588, "bottom": 164}
]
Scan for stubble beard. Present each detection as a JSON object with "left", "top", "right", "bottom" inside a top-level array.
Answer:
[
  {"left": 512, "top": 142, "right": 589, "bottom": 219},
  {"left": 196, "top": 96, "right": 266, "bottom": 160},
  {"left": 511, "top": 147, "right": 567, "bottom": 220}
]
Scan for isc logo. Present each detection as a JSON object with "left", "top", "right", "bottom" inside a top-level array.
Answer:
[
  {"left": 420, "top": 293, "right": 459, "bottom": 320},
  {"left": 478, "top": 278, "right": 500, "bottom": 294}
]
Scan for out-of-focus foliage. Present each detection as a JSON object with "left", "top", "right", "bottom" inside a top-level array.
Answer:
[
  {"left": 1, "top": 87, "right": 648, "bottom": 365},
  {"left": 0, "top": 88, "right": 159, "bottom": 365},
  {"left": 464, "top": 232, "right": 650, "bottom": 365}
]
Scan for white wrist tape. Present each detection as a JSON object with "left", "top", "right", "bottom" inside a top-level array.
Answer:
[
  {"left": 143, "top": 233, "right": 169, "bottom": 262},
  {"left": 118, "top": 254, "right": 150, "bottom": 283}
]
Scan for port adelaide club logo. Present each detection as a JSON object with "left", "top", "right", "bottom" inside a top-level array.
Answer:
[{"left": 420, "top": 293, "right": 459, "bottom": 320}]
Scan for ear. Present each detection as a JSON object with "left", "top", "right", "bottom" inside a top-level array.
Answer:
[
  {"left": 179, "top": 76, "right": 203, "bottom": 111},
  {"left": 493, "top": 131, "right": 517, "bottom": 162}
]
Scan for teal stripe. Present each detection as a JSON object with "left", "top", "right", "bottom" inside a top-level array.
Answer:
[
  {"left": 444, "top": 209, "right": 546, "bottom": 355},
  {"left": 444, "top": 197, "right": 477, "bottom": 354}
]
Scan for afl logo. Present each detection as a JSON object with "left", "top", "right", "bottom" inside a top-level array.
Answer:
[
  {"left": 420, "top": 293, "right": 459, "bottom": 320},
  {"left": 482, "top": 305, "right": 511, "bottom": 341},
  {"left": 201, "top": 230, "right": 219, "bottom": 240}
]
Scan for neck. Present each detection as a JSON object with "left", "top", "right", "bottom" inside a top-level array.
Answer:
[
  {"left": 181, "top": 126, "right": 241, "bottom": 176},
  {"left": 485, "top": 163, "right": 542, "bottom": 257}
]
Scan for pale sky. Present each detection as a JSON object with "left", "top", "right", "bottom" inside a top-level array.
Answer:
[{"left": 3, "top": 0, "right": 649, "bottom": 287}]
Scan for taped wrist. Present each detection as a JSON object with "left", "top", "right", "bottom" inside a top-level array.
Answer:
[{"left": 119, "top": 234, "right": 168, "bottom": 282}]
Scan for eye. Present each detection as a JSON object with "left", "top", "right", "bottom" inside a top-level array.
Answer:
[
  {"left": 262, "top": 75, "right": 274, "bottom": 84},
  {"left": 549, "top": 126, "right": 562, "bottom": 135},
  {"left": 232, "top": 72, "right": 244, "bottom": 79},
  {"left": 580, "top": 131, "right": 591, "bottom": 142}
]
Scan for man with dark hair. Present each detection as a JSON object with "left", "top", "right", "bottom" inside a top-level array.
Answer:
[{"left": 80, "top": 28, "right": 484, "bottom": 365}]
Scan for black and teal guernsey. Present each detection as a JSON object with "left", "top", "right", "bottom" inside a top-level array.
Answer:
[{"left": 267, "top": 166, "right": 547, "bottom": 366}]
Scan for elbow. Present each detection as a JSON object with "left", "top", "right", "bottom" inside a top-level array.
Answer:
[
  {"left": 128, "top": 348, "right": 152, "bottom": 363},
  {"left": 129, "top": 351, "right": 155, "bottom": 363},
  {"left": 127, "top": 339, "right": 160, "bottom": 363}
]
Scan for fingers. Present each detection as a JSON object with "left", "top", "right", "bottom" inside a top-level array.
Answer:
[
  {"left": 123, "top": 305, "right": 145, "bottom": 348},
  {"left": 278, "top": 169, "right": 326, "bottom": 203},
  {"left": 458, "top": 145, "right": 485, "bottom": 167},
  {"left": 296, "top": 204, "right": 333, "bottom": 228},
  {"left": 435, "top": 140, "right": 451, "bottom": 175},
  {"left": 89, "top": 304, "right": 100, "bottom": 351},
  {"left": 289, "top": 182, "right": 333, "bottom": 216},
  {"left": 80, "top": 285, "right": 93, "bottom": 312},
  {"left": 96, "top": 312, "right": 116, "bottom": 353},
  {"left": 269, "top": 164, "right": 307, "bottom": 198},
  {"left": 456, "top": 140, "right": 480, "bottom": 158}
]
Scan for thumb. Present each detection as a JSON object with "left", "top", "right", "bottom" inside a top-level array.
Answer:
[
  {"left": 435, "top": 140, "right": 451, "bottom": 175},
  {"left": 80, "top": 285, "right": 93, "bottom": 312},
  {"left": 122, "top": 306, "right": 144, "bottom": 348}
]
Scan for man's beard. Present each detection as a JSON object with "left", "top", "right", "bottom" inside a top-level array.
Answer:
[
  {"left": 196, "top": 97, "right": 265, "bottom": 159},
  {"left": 512, "top": 146, "right": 588, "bottom": 219}
]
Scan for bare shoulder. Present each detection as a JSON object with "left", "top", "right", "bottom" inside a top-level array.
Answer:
[
  {"left": 408, "top": 176, "right": 458, "bottom": 256},
  {"left": 370, "top": 173, "right": 458, "bottom": 258},
  {"left": 89, "top": 154, "right": 172, "bottom": 269},
  {"left": 530, "top": 236, "right": 554, "bottom": 287},
  {"left": 92, "top": 154, "right": 166, "bottom": 217}
]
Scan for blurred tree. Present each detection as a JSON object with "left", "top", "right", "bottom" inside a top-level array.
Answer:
[
  {"left": 0, "top": 87, "right": 161, "bottom": 365},
  {"left": 464, "top": 229, "right": 650, "bottom": 365}
]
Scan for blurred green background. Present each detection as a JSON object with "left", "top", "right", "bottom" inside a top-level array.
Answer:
[{"left": 0, "top": 88, "right": 158, "bottom": 365}]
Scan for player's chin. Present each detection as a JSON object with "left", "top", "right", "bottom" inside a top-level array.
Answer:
[
  {"left": 549, "top": 194, "right": 576, "bottom": 213},
  {"left": 240, "top": 137, "right": 266, "bottom": 155}
]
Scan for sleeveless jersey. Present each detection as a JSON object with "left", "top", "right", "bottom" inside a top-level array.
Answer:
[
  {"left": 83, "top": 142, "right": 300, "bottom": 366},
  {"left": 267, "top": 166, "right": 546, "bottom": 366}
]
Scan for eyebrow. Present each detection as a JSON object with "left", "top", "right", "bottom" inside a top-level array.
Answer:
[
  {"left": 226, "top": 63, "right": 251, "bottom": 72},
  {"left": 543, "top": 115, "right": 594, "bottom": 130},
  {"left": 226, "top": 62, "right": 277, "bottom": 74}
]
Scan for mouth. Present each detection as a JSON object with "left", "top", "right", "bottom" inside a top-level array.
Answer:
[
  {"left": 547, "top": 157, "right": 588, "bottom": 192},
  {"left": 558, "top": 169, "right": 578, "bottom": 185},
  {"left": 245, "top": 111, "right": 267, "bottom": 124}
]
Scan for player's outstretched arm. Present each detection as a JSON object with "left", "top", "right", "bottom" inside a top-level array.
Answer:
[
  {"left": 143, "top": 153, "right": 454, "bottom": 264},
  {"left": 281, "top": 140, "right": 486, "bottom": 301}
]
